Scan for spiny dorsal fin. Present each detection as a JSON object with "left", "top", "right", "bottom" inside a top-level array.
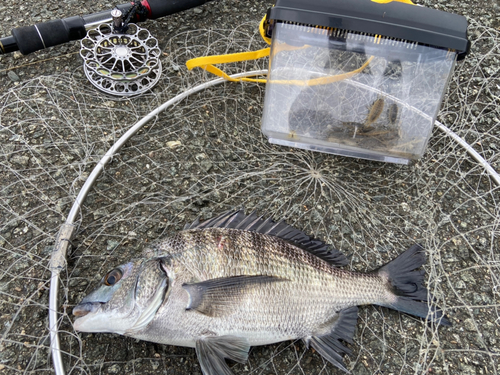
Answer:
[{"left": 184, "top": 209, "right": 348, "bottom": 267}]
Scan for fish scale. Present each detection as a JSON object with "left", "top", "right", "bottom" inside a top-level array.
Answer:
[
  {"left": 141, "top": 228, "right": 386, "bottom": 342},
  {"left": 73, "top": 209, "right": 450, "bottom": 375}
]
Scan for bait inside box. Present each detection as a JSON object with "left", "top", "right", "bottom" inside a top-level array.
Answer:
[{"left": 261, "top": 0, "right": 469, "bottom": 164}]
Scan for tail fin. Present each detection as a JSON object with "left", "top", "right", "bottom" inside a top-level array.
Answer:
[{"left": 376, "top": 244, "right": 451, "bottom": 326}]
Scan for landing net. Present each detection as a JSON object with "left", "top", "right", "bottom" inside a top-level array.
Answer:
[{"left": 0, "top": 13, "right": 498, "bottom": 375}]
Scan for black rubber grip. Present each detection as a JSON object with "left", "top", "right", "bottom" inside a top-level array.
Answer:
[
  {"left": 8, "top": 1, "right": 218, "bottom": 55},
  {"left": 11, "top": 16, "right": 86, "bottom": 55},
  {"left": 145, "top": 0, "right": 216, "bottom": 19}
]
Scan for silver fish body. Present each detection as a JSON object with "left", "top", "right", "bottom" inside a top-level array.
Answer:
[{"left": 73, "top": 210, "right": 449, "bottom": 374}]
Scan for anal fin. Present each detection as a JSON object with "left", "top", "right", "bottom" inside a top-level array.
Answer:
[
  {"left": 195, "top": 335, "right": 250, "bottom": 375},
  {"left": 308, "top": 306, "right": 358, "bottom": 373}
]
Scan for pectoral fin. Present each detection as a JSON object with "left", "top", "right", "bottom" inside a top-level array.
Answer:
[
  {"left": 195, "top": 335, "right": 250, "bottom": 375},
  {"left": 183, "top": 275, "right": 285, "bottom": 317}
]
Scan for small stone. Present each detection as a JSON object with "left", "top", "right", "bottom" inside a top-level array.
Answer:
[
  {"left": 463, "top": 318, "right": 476, "bottom": 332},
  {"left": 10, "top": 154, "right": 30, "bottom": 166},
  {"left": 107, "top": 364, "right": 120, "bottom": 374},
  {"left": 454, "top": 280, "right": 466, "bottom": 289},
  {"left": 7, "top": 70, "right": 20, "bottom": 81},
  {"left": 457, "top": 246, "right": 469, "bottom": 259},
  {"left": 193, "top": 7, "right": 203, "bottom": 14},
  {"left": 55, "top": 199, "right": 68, "bottom": 214},
  {"left": 69, "top": 279, "right": 88, "bottom": 287},
  {"left": 93, "top": 208, "right": 108, "bottom": 220},
  {"left": 106, "top": 240, "right": 120, "bottom": 251},
  {"left": 200, "top": 159, "right": 213, "bottom": 172},
  {"left": 166, "top": 140, "right": 182, "bottom": 149},
  {"left": 103, "top": 101, "right": 115, "bottom": 108}
]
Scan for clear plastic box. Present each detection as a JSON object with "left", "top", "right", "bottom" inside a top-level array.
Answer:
[{"left": 261, "top": 0, "right": 469, "bottom": 164}]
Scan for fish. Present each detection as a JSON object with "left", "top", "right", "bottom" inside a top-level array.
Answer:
[
  {"left": 387, "top": 103, "right": 399, "bottom": 125},
  {"left": 364, "top": 96, "right": 385, "bottom": 127},
  {"left": 73, "top": 209, "right": 450, "bottom": 375}
]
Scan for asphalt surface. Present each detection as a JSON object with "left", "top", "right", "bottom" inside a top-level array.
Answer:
[{"left": 0, "top": 1, "right": 499, "bottom": 375}]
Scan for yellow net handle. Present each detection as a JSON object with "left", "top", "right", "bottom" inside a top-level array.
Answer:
[
  {"left": 186, "top": 16, "right": 270, "bottom": 83},
  {"left": 185, "top": 0, "right": 414, "bottom": 84}
]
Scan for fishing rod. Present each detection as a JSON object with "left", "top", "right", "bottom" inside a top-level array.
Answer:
[
  {"left": 0, "top": 0, "right": 218, "bottom": 96},
  {"left": 0, "top": 0, "right": 217, "bottom": 55}
]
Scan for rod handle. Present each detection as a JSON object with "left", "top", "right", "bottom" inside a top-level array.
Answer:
[
  {"left": 145, "top": 0, "right": 216, "bottom": 19},
  {"left": 11, "top": 16, "right": 86, "bottom": 55}
]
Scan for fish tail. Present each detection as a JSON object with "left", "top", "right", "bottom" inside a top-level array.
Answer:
[{"left": 376, "top": 244, "right": 451, "bottom": 326}]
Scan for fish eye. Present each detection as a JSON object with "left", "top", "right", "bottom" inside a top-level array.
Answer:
[{"left": 104, "top": 268, "right": 123, "bottom": 286}]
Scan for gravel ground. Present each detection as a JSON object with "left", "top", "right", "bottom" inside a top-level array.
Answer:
[{"left": 0, "top": 1, "right": 499, "bottom": 375}]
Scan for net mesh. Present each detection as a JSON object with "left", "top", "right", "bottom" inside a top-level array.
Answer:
[{"left": 0, "top": 12, "right": 499, "bottom": 375}]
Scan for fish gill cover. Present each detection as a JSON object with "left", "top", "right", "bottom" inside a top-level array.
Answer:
[{"left": 0, "top": 0, "right": 499, "bottom": 374}]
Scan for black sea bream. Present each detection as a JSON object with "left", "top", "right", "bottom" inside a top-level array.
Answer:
[{"left": 73, "top": 210, "right": 450, "bottom": 374}]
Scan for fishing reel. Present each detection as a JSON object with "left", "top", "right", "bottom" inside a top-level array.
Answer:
[{"left": 80, "top": 6, "right": 162, "bottom": 96}]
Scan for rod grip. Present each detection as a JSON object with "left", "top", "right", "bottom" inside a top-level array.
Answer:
[
  {"left": 11, "top": 16, "right": 86, "bottom": 55},
  {"left": 145, "top": 0, "right": 216, "bottom": 19}
]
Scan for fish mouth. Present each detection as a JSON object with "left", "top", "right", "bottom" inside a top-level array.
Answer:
[{"left": 73, "top": 302, "right": 103, "bottom": 317}]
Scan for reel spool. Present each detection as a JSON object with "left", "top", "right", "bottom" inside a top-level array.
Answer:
[{"left": 80, "top": 10, "right": 161, "bottom": 97}]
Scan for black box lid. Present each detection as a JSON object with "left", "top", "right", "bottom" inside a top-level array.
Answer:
[{"left": 268, "top": 0, "right": 469, "bottom": 58}]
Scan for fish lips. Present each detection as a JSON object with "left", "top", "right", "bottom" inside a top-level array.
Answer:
[
  {"left": 73, "top": 301, "right": 111, "bottom": 333},
  {"left": 73, "top": 302, "right": 103, "bottom": 318}
]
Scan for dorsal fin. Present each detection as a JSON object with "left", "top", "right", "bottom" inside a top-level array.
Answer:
[{"left": 183, "top": 209, "right": 348, "bottom": 267}]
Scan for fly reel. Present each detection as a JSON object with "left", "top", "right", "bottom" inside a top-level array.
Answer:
[{"left": 80, "top": 10, "right": 161, "bottom": 97}]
